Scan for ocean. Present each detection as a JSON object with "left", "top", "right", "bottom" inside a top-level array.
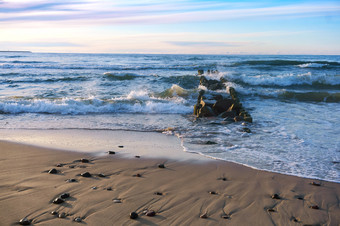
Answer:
[{"left": 0, "top": 52, "right": 339, "bottom": 182}]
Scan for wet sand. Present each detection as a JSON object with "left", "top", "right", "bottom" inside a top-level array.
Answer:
[{"left": 0, "top": 140, "right": 339, "bottom": 226}]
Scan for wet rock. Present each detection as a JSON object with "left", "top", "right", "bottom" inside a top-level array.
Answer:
[
  {"left": 200, "top": 76, "right": 224, "bottom": 90},
  {"left": 213, "top": 98, "right": 234, "bottom": 114},
  {"left": 74, "top": 217, "right": 82, "bottom": 222},
  {"left": 81, "top": 172, "right": 92, "bottom": 177},
  {"left": 51, "top": 211, "right": 58, "bottom": 215},
  {"left": 108, "top": 151, "right": 115, "bottom": 154},
  {"left": 19, "top": 217, "right": 31, "bottom": 225},
  {"left": 198, "top": 105, "right": 215, "bottom": 117},
  {"left": 58, "top": 212, "right": 67, "bottom": 218},
  {"left": 113, "top": 199, "right": 122, "bottom": 203},
  {"left": 241, "top": 128, "right": 251, "bottom": 133},
  {"left": 220, "top": 110, "right": 236, "bottom": 118},
  {"left": 271, "top": 194, "right": 281, "bottom": 199},
  {"left": 80, "top": 158, "right": 89, "bottom": 163},
  {"left": 145, "top": 210, "right": 156, "bottom": 217},
  {"left": 198, "top": 69, "right": 204, "bottom": 75},
  {"left": 60, "top": 193, "right": 70, "bottom": 199},
  {"left": 158, "top": 164, "right": 165, "bottom": 169},
  {"left": 130, "top": 212, "right": 138, "bottom": 219},
  {"left": 53, "top": 197, "right": 64, "bottom": 204},
  {"left": 48, "top": 168, "right": 58, "bottom": 174},
  {"left": 206, "top": 141, "right": 217, "bottom": 145},
  {"left": 200, "top": 213, "right": 208, "bottom": 219},
  {"left": 243, "top": 116, "right": 253, "bottom": 123},
  {"left": 234, "top": 116, "right": 243, "bottom": 122}
]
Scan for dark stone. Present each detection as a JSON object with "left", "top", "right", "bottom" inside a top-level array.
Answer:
[
  {"left": 209, "top": 191, "right": 217, "bottom": 195},
  {"left": 56, "top": 164, "right": 63, "bottom": 167},
  {"left": 118, "top": 145, "right": 124, "bottom": 148},
  {"left": 241, "top": 128, "right": 251, "bottom": 133},
  {"left": 58, "top": 212, "right": 66, "bottom": 218},
  {"left": 66, "top": 178, "right": 77, "bottom": 183},
  {"left": 134, "top": 173, "right": 142, "bottom": 177},
  {"left": 108, "top": 151, "right": 115, "bottom": 154},
  {"left": 213, "top": 98, "right": 234, "bottom": 114},
  {"left": 221, "top": 214, "right": 230, "bottom": 219},
  {"left": 310, "top": 205, "right": 319, "bottom": 209},
  {"left": 69, "top": 165, "right": 75, "bottom": 168},
  {"left": 200, "top": 76, "right": 224, "bottom": 90},
  {"left": 198, "top": 105, "right": 215, "bottom": 117},
  {"left": 51, "top": 211, "right": 58, "bottom": 215},
  {"left": 154, "top": 192, "right": 163, "bottom": 196},
  {"left": 113, "top": 199, "right": 122, "bottom": 203},
  {"left": 145, "top": 210, "right": 156, "bottom": 217},
  {"left": 74, "top": 217, "right": 82, "bottom": 222},
  {"left": 98, "top": 173, "right": 106, "bottom": 177},
  {"left": 81, "top": 172, "right": 92, "bottom": 177},
  {"left": 106, "top": 187, "right": 112, "bottom": 191},
  {"left": 200, "top": 213, "right": 208, "bottom": 219},
  {"left": 80, "top": 158, "right": 89, "bottom": 163},
  {"left": 60, "top": 193, "right": 70, "bottom": 199},
  {"left": 267, "top": 208, "right": 276, "bottom": 212},
  {"left": 243, "top": 116, "right": 253, "bottom": 123},
  {"left": 135, "top": 155, "right": 141, "bottom": 158},
  {"left": 198, "top": 69, "right": 204, "bottom": 75},
  {"left": 48, "top": 168, "right": 58, "bottom": 174},
  {"left": 130, "top": 212, "right": 138, "bottom": 219},
  {"left": 158, "top": 164, "right": 165, "bottom": 168},
  {"left": 220, "top": 110, "right": 236, "bottom": 118},
  {"left": 310, "top": 181, "right": 321, "bottom": 186},
  {"left": 206, "top": 141, "right": 217, "bottom": 145},
  {"left": 234, "top": 116, "right": 243, "bottom": 122},
  {"left": 53, "top": 197, "right": 64, "bottom": 204},
  {"left": 271, "top": 194, "right": 280, "bottom": 199},
  {"left": 19, "top": 217, "right": 31, "bottom": 225}
]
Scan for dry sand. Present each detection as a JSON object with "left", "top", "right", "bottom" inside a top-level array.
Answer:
[{"left": 0, "top": 140, "right": 339, "bottom": 226}]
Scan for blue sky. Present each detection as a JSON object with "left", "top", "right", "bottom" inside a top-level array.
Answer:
[{"left": 1, "top": 0, "right": 339, "bottom": 54}]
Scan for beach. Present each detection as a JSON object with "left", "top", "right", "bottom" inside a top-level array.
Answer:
[{"left": 1, "top": 139, "right": 339, "bottom": 226}]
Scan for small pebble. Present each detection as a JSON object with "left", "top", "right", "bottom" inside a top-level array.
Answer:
[
  {"left": 267, "top": 208, "right": 276, "bottom": 212},
  {"left": 56, "top": 163, "right": 63, "bottom": 167},
  {"left": 145, "top": 210, "right": 156, "bottom": 217},
  {"left": 108, "top": 151, "right": 115, "bottom": 155},
  {"left": 19, "top": 217, "right": 31, "bottom": 225},
  {"left": 310, "top": 182, "right": 321, "bottom": 186},
  {"left": 118, "top": 145, "right": 124, "bottom": 148},
  {"left": 66, "top": 178, "right": 77, "bottom": 183},
  {"left": 158, "top": 164, "right": 165, "bottom": 168},
  {"left": 81, "top": 172, "right": 92, "bottom": 177},
  {"left": 51, "top": 211, "right": 58, "bottom": 215},
  {"left": 221, "top": 214, "right": 230, "bottom": 219},
  {"left": 91, "top": 186, "right": 97, "bottom": 190},
  {"left": 60, "top": 193, "right": 70, "bottom": 199},
  {"left": 113, "top": 199, "right": 122, "bottom": 203},
  {"left": 135, "top": 155, "right": 140, "bottom": 158},
  {"left": 74, "top": 217, "right": 82, "bottom": 222},
  {"left": 200, "top": 213, "right": 208, "bottom": 219},
  {"left": 310, "top": 205, "right": 319, "bottom": 209},
  {"left": 134, "top": 173, "right": 142, "bottom": 177},
  {"left": 80, "top": 158, "right": 89, "bottom": 163},
  {"left": 98, "top": 173, "right": 106, "bottom": 177},
  {"left": 53, "top": 197, "right": 64, "bottom": 204},
  {"left": 130, "top": 212, "right": 138, "bottom": 219},
  {"left": 69, "top": 165, "right": 75, "bottom": 168},
  {"left": 106, "top": 187, "right": 112, "bottom": 191},
  {"left": 209, "top": 191, "right": 217, "bottom": 195},
  {"left": 154, "top": 192, "right": 163, "bottom": 196},
  {"left": 58, "top": 212, "right": 66, "bottom": 218},
  {"left": 48, "top": 168, "right": 58, "bottom": 174},
  {"left": 271, "top": 194, "right": 280, "bottom": 199}
]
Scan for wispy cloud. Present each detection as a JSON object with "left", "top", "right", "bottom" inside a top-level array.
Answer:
[
  {"left": 0, "top": 41, "right": 83, "bottom": 47},
  {"left": 0, "top": 0, "right": 339, "bottom": 24}
]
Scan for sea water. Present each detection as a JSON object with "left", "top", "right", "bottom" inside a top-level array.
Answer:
[{"left": 0, "top": 52, "right": 339, "bottom": 182}]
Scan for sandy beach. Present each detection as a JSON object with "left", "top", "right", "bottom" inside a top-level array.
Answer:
[{"left": 0, "top": 140, "right": 339, "bottom": 226}]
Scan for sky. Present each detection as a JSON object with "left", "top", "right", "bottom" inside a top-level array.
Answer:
[{"left": 0, "top": 0, "right": 340, "bottom": 54}]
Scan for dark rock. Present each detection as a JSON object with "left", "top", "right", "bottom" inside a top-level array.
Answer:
[
  {"left": 154, "top": 192, "right": 163, "bottom": 196},
  {"left": 200, "top": 76, "right": 224, "bottom": 90},
  {"left": 53, "top": 197, "right": 64, "bottom": 204},
  {"left": 241, "top": 128, "right": 251, "bottom": 133},
  {"left": 209, "top": 191, "right": 217, "bottom": 195},
  {"left": 221, "top": 214, "right": 230, "bottom": 219},
  {"left": 51, "top": 211, "right": 58, "bottom": 215},
  {"left": 310, "top": 205, "right": 319, "bottom": 209},
  {"left": 213, "top": 98, "right": 234, "bottom": 114},
  {"left": 200, "top": 213, "right": 208, "bottom": 219},
  {"left": 234, "top": 116, "right": 243, "bottom": 122},
  {"left": 310, "top": 181, "right": 321, "bottom": 186},
  {"left": 56, "top": 163, "right": 63, "bottom": 167},
  {"left": 220, "top": 110, "right": 236, "bottom": 118},
  {"left": 158, "top": 164, "right": 165, "bottom": 168},
  {"left": 198, "top": 105, "right": 215, "bottom": 117},
  {"left": 19, "top": 217, "right": 31, "bottom": 225},
  {"left": 145, "top": 210, "right": 156, "bottom": 217},
  {"left": 58, "top": 212, "right": 66, "bottom": 218},
  {"left": 130, "top": 212, "right": 138, "bottom": 219},
  {"left": 81, "top": 172, "right": 92, "bottom": 177},
  {"left": 106, "top": 187, "right": 112, "bottom": 191},
  {"left": 113, "top": 199, "right": 122, "bottom": 203},
  {"left": 66, "top": 178, "right": 77, "bottom": 183},
  {"left": 134, "top": 173, "right": 142, "bottom": 177},
  {"left": 267, "top": 208, "right": 276, "bottom": 212},
  {"left": 135, "top": 155, "right": 141, "bottom": 158},
  {"left": 98, "top": 173, "right": 106, "bottom": 177},
  {"left": 69, "top": 165, "right": 75, "bottom": 168},
  {"left": 60, "top": 193, "right": 70, "bottom": 199},
  {"left": 271, "top": 194, "right": 280, "bottom": 199},
  {"left": 108, "top": 151, "right": 115, "bottom": 154},
  {"left": 74, "top": 217, "right": 82, "bottom": 222},
  {"left": 243, "top": 116, "right": 253, "bottom": 123},
  {"left": 206, "top": 141, "right": 217, "bottom": 145},
  {"left": 80, "top": 158, "right": 89, "bottom": 163},
  {"left": 48, "top": 168, "right": 58, "bottom": 174},
  {"left": 198, "top": 69, "right": 204, "bottom": 75},
  {"left": 118, "top": 145, "right": 124, "bottom": 148}
]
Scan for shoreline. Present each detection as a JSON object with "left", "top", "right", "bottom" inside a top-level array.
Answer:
[{"left": 0, "top": 140, "right": 339, "bottom": 226}]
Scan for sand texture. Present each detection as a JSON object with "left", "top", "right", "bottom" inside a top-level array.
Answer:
[{"left": 0, "top": 141, "right": 339, "bottom": 226}]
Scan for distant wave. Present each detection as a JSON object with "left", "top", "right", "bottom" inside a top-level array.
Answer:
[{"left": 232, "top": 60, "right": 340, "bottom": 67}]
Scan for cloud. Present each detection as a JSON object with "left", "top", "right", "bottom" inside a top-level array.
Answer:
[
  {"left": 0, "top": 0, "right": 339, "bottom": 24},
  {"left": 167, "top": 41, "right": 241, "bottom": 47},
  {"left": 0, "top": 41, "right": 83, "bottom": 47}
]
